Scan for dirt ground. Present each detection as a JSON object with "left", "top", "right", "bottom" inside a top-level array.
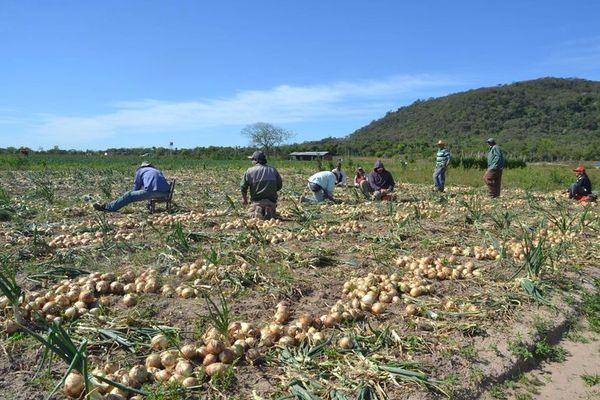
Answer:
[
  {"left": 1, "top": 168, "right": 599, "bottom": 399},
  {"left": 533, "top": 334, "right": 600, "bottom": 400}
]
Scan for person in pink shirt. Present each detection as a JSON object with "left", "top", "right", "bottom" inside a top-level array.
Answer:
[{"left": 353, "top": 166, "right": 366, "bottom": 187}]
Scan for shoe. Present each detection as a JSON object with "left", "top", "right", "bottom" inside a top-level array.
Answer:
[
  {"left": 254, "top": 206, "right": 265, "bottom": 219},
  {"left": 93, "top": 203, "right": 106, "bottom": 211}
]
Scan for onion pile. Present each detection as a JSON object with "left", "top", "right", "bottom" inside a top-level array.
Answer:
[
  {"left": 152, "top": 210, "right": 226, "bottom": 226},
  {"left": 2, "top": 268, "right": 162, "bottom": 326},
  {"left": 64, "top": 364, "right": 152, "bottom": 398},
  {"left": 218, "top": 218, "right": 281, "bottom": 231},
  {"left": 141, "top": 335, "right": 240, "bottom": 383},
  {"left": 49, "top": 229, "right": 137, "bottom": 248},
  {"left": 451, "top": 246, "right": 499, "bottom": 260},
  {"left": 169, "top": 261, "right": 255, "bottom": 292},
  {"left": 2, "top": 230, "right": 35, "bottom": 246},
  {"left": 397, "top": 255, "right": 482, "bottom": 280}
]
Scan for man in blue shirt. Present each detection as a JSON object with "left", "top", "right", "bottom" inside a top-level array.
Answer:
[
  {"left": 93, "top": 161, "right": 171, "bottom": 212},
  {"left": 302, "top": 171, "right": 337, "bottom": 203}
]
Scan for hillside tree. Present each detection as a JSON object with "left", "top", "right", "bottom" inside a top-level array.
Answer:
[{"left": 241, "top": 122, "right": 294, "bottom": 155}]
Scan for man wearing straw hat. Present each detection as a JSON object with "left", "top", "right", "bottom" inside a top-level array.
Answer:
[{"left": 433, "top": 140, "right": 451, "bottom": 192}]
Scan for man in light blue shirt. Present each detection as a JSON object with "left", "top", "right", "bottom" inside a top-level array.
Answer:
[
  {"left": 93, "top": 162, "right": 170, "bottom": 212},
  {"left": 302, "top": 171, "right": 337, "bottom": 203}
]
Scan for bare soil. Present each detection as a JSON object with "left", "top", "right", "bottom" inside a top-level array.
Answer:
[{"left": 1, "top": 169, "right": 599, "bottom": 400}]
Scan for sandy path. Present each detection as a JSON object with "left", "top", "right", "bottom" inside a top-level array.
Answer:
[{"left": 532, "top": 334, "right": 600, "bottom": 400}]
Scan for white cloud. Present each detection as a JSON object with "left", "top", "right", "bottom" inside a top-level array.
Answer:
[{"left": 30, "top": 74, "right": 457, "bottom": 145}]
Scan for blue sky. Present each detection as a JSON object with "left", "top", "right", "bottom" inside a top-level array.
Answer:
[{"left": 1, "top": 0, "right": 600, "bottom": 150}]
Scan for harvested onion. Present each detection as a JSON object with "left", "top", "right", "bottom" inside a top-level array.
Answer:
[{"left": 63, "top": 371, "right": 85, "bottom": 398}]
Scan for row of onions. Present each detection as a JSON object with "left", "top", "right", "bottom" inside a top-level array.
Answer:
[{"left": 2, "top": 250, "right": 486, "bottom": 399}]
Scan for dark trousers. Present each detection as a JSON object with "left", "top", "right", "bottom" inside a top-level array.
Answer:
[{"left": 484, "top": 169, "right": 503, "bottom": 198}]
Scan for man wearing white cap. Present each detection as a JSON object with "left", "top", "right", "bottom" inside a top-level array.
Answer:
[
  {"left": 241, "top": 151, "right": 282, "bottom": 219},
  {"left": 93, "top": 162, "right": 170, "bottom": 212}
]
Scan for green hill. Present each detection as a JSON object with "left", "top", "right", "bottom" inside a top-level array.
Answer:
[{"left": 297, "top": 77, "right": 600, "bottom": 161}]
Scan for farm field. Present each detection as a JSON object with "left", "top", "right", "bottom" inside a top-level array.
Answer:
[{"left": 1, "top": 157, "right": 600, "bottom": 400}]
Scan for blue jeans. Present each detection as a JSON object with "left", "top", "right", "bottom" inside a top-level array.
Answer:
[
  {"left": 105, "top": 190, "right": 169, "bottom": 212},
  {"left": 433, "top": 166, "right": 446, "bottom": 192},
  {"left": 305, "top": 182, "right": 327, "bottom": 203}
]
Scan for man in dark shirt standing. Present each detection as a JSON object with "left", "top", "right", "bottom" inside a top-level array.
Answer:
[{"left": 484, "top": 138, "right": 504, "bottom": 198}]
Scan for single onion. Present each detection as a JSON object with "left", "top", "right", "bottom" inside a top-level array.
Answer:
[
  {"left": 129, "top": 365, "right": 148, "bottom": 384},
  {"left": 42, "top": 301, "right": 59, "bottom": 315},
  {"left": 196, "top": 345, "right": 209, "bottom": 357},
  {"left": 371, "top": 302, "right": 385, "bottom": 315},
  {"left": 64, "top": 307, "right": 78, "bottom": 319},
  {"left": 110, "top": 281, "right": 124, "bottom": 295},
  {"left": 205, "top": 362, "right": 228, "bottom": 376},
  {"left": 122, "top": 294, "right": 137, "bottom": 307},
  {"left": 182, "top": 377, "right": 198, "bottom": 387},
  {"left": 405, "top": 304, "right": 418, "bottom": 316},
  {"left": 121, "top": 373, "right": 140, "bottom": 389},
  {"left": 202, "top": 353, "right": 218, "bottom": 366},
  {"left": 338, "top": 337, "right": 353, "bottom": 349},
  {"left": 151, "top": 334, "right": 169, "bottom": 350},
  {"left": 145, "top": 353, "right": 162, "bottom": 369},
  {"left": 63, "top": 371, "right": 85, "bottom": 398},
  {"left": 245, "top": 348, "right": 261, "bottom": 364},
  {"left": 230, "top": 344, "right": 244, "bottom": 358},
  {"left": 175, "top": 360, "right": 193, "bottom": 378},
  {"left": 110, "top": 387, "right": 128, "bottom": 399},
  {"left": 160, "top": 350, "right": 178, "bottom": 369},
  {"left": 218, "top": 348, "right": 235, "bottom": 364},
  {"left": 278, "top": 336, "right": 295, "bottom": 347},
  {"left": 79, "top": 290, "right": 95, "bottom": 304},
  {"left": 96, "top": 280, "right": 110, "bottom": 294},
  {"left": 154, "top": 369, "right": 171, "bottom": 382},
  {"left": 180, "top": 287, "right": 194, "bottom": 298},
  {"left": 206, "top": 339, "right": 225, "bottom": 355},
  {"left": 321, "top": 315, "right": 336, "bottom": 328},
  {"left": 180, "top": 344, "right": 197, "bottom": 360}
]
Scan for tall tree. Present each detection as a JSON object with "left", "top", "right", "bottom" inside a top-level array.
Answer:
[{"left": 241, "top": 122, "right": 294, "bottom": 155}]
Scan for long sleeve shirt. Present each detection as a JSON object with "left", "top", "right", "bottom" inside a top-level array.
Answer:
[
  {"left": 331, "top": 168, "right": 347, "bottom": 185},
  {"left": 435, "top": 148, "right": 451, "bottom": 168},
  {"left": 133, "top": 167, "right": 170, "bottom": 193},
  {"left": 574, "top": 174, "right": 593, "bottom": 195},
  {"left": 487, "top": 145, "right": 504, "bottom": 170},
  {"left": 240, "top": 163, "right": 283, "bottom": 203},
  {"left": 308, "top": 171, "right": 337, "bottom": 198}
]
